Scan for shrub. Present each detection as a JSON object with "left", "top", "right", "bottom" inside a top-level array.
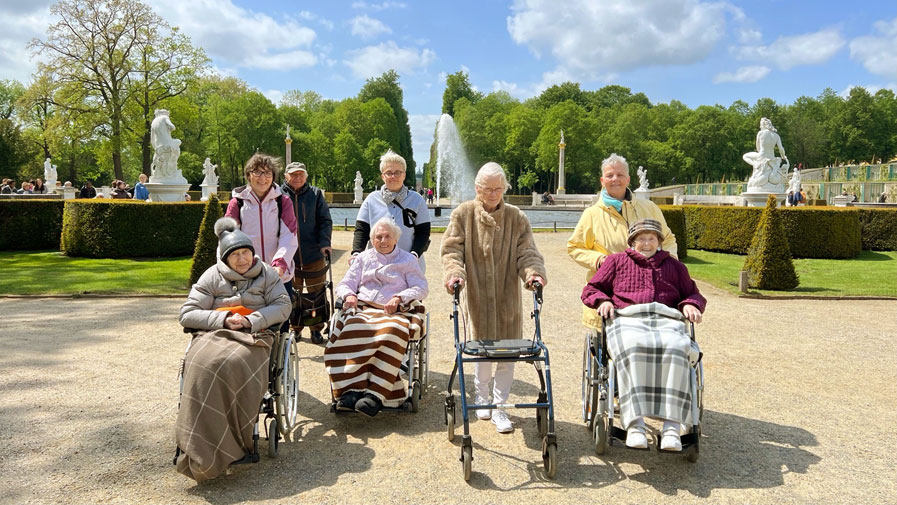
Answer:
[
  {"left": 683, "top": 206, "right": 759, "bottom": 254},
  {"left": 659, "top": 205, "right": 687, "bottom": 260},
  {"left": 189, "top": 194, "right": 223, "bottom": 285},
  {"left": 779, "top": 208, "right": 861, "bottom": 258},
  {"left": 61, "top": 200, "right": 211, "bottom": 258},
  {"left": 0, "top": 200, "right": 64, "bottom": 250},
  {"left": 857, "top": 208, "right": 897, "bottom": 251},
  {"left": 743, "top": 195, "right": 799, "bottom": 290}
]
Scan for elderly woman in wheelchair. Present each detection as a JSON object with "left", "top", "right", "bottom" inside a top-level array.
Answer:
[
  {"left": 581, "top": 218, "right": 705, "bottom": 454},
  {"left": 175, "top": 217, "right": 292, "bottom": 482},
  {"left": 326, "top": 217, "right": 428, "bottom": 417}
]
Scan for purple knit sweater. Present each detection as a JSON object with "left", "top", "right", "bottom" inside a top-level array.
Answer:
[{"left": 581, "top": 249, "right": 706, "bottom": 313}]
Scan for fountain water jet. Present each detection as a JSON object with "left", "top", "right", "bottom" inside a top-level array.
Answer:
[{"left": 435, "top": 114, "right": 475, "bottom": 205}]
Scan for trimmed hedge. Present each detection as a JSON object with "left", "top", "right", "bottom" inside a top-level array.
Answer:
[
  {"left": 0, "top": 200, "right": 65, "bottom": 250},
  {"left": 658, "top": 205, "right": 687, "bottom": 260},
  {"left": 682, "top": 205, "right": 863, "bottom": 258},
  {"left": 857, "top": 208, "right": 897, "bottom": 251},
  {"left": 189, "top": 194, "right": 224, "bottom": 284},
  {"left": 61, "top": 200, "right": 224, "bottom": 258},
  {"left": 743, "top": 195, "right": 799, "bottom": 290}
]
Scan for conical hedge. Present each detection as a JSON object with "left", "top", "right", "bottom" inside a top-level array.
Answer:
[
  {"left": 188, "top": 194, "right": 223, "bottom": 285},
  {"left": 743, "top": 195, "right": 799, "bottom": 290}
]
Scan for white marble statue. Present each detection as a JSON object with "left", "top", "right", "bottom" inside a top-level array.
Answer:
[
  {"left": 787, "top": 165, "right": 801, "bottom": 194},
  {"left": 150, "top": 109, "right": 182, "bottom": 179},
  {"left": 637, "top": 165, "right": 649, "bottom": 190},
  {"left": 353, "top": 171, "right": 364, "bottom": 204},
  {"left": 743, "top": 117, "right": 789, "bottom": 193},
  {"left": 201, "top": 157, "right": 219, "bottom": 186},
  {"left": 43, "top": 158, "right": 58, "bottom": 183}
]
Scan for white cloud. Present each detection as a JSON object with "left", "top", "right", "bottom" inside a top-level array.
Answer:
[
  {"left": 343, "top": 41, "right": 436, "bottom": 79},
  {"left": 738, "top": 28, "right": 762, "bottom": 44},
  {"left": 0, "top": 2, "right": 52, "bottom": 83},
  {"left": 146, "top": 0, "right": 317, "bottom": 71},
  {"left": 350, "top": 15, "right": 392, "bottom": 40},
  {"left": 298, "top": 10, "right": 334, "bottom": 31},
  {"left": 352, "top": 1, "right": 407, "bottom": 10},
  {"left": 437, "top": 71, "right": 447, "bottom": 83},
  {"left": 713, "top": 65, "right": 771, "bottom": 84},
  {"left": 507, "top": 0, "right": 729, "bottom": 74},
  {"left": 263, "top": 89, "right": 284, "bottom": 105},
  {"left": 492, "top": 80, "right": 526, "bottom": 98},
  {"left": 408, "top": 114, "right": 441, "bottom": 169},
  {"left": 736, "top": 28, "right": 844, "bottom": 70},
  {"left": 839, "top": 83, "right": 897, "bottom": 98},
  {"left": 849, "top": 18, "right": 897, "bottom": 78}
]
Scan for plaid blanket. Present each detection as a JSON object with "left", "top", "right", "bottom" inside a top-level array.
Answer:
[
  {"left": 175, "top": 328, "right": 274, "bottom": 482},
  {"left": 325, "top": 301, "right": 425, "bottom": 408},
  {"left": 606, "top": 302, "right": 700, "bottom": 429}
]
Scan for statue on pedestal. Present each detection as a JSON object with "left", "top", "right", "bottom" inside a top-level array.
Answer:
[
  {"left": 637, "top": 165, "right": 649, "bottom": 190},
  {"left": 150, "top": 109, "right": 182, "bottom": 180},
  {"left": 201, "top": 158, "right": 219, "bottom": 186},
  {"left": 743, "top": 117, "right": 789, "bottom": 193},
  {"left": 353, "top": 171, "right": 364, "bottom": 204},
  {"left": 787, "top": 165, "right": 801, "bottom": 194},
  {"left": 44, "top": 158, "right": 58, "bottom": 187}
]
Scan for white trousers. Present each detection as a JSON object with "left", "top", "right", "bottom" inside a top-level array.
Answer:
[{"left": 474, "top": 361, "right": 515, "bottom": 404}]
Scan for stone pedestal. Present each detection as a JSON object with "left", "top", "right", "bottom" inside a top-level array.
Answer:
[
  {"left": 55, "top": 187, "right": 76, "bottom": 200},
  {"left": 201, "top": 183, "right": 219, "bottom": 202},
  {"left": 532, "top": 192, "right": 540, "bottom": 206},
  {"left": 832, "top": 195, "right": 850, "bottom": 207},
  {"left": 740, "top": 192, "right": 785, "bottom": 207},
  {"left": 633, "top": 188, "right": 651, "bottom": 200},
  {"left": 354, "top": 188, "right": 363, "bottom": 204},
  {"left": 146, "top": 182, "right": 191, "bottom": 202},
  {"left": 98, "top": 186, "right": 111, "bottom": 198}
]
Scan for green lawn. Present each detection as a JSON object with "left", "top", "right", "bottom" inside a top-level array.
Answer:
[
  {"left": 0, "top": 251, "right": 191, "bottom": 295},
  {"left": 683, "top": 249, "right": 897, "bottom": 297}
]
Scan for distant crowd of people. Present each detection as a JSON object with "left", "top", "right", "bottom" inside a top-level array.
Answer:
[{"left": 0, "top": 172, "right": 171, "bottom": 201}]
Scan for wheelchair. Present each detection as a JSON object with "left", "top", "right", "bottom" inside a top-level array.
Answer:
[
  {"left": 174, "top": 325, "right": 300, "bottom": 466},
  {"left": 290, "top": 252, "right": 335, "bottom": 344},
  {"left": 581, "top": 314, "right": 703, "bottom": 461},
  {"left": 444, "top": 282, "right": 557, "bottom": 481},
  {"left": 326, "top": 298, "right": 430, "bottom": 414}
]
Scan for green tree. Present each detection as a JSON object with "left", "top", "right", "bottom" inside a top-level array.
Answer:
[
  {"left": 534, "top": 82, "right": 588, "bottom": 110},
  {"left": 743, "top": 195, "right": 798, "bottom": 290},
  {"left": 30, "top": 0, "right": 162, "bottom": 181},
  {"left": 0, "top": 80, "right": 25, "bottom": 120},
  {"left": 332, "top": 130, "right": 363, "bottom": 191},
  {"left": 358, "top": 70, "right": 416, "bottom": 183},
  {"left": 442, "top": 70, "right": 482, "bottom": 116},
  {"left": 532, "top": 100, "right": 599, "bottom": 193}
]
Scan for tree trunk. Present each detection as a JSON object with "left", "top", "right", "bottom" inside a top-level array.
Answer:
[
  {"left": 141, "top": 119, "right": 151, "bottom": 176},
  {"left": 111, "top": 111, "right": 124, "bottom": 181}
]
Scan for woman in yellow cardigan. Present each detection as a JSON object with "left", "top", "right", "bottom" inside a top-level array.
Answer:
[{"left": 441, "top": 162, "right": 547, "bottom": 434}]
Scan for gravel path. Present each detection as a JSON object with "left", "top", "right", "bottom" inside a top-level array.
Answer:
[{"left": 2, "top": 231, "right": 895, "bottom": 504}]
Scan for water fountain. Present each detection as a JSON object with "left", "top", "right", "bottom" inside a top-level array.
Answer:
[{"left": 435, "top": 114, "right": 475, "bottom": 204}]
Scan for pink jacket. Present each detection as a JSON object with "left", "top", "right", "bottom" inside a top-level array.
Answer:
[
  {"left": 225, "top": 185, "right": 298, "bottom": 283},
  {"left": 336, "top": 247, "right": 428, "bottom": 305}
]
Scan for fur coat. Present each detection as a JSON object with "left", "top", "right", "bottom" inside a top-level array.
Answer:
[{"left": 441, "top": 200, "right": 547, "bottom": 341}]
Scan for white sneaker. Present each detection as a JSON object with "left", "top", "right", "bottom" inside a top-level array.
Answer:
[
  {"left": 491, "top": 409, "right": 514, "bottom": 433},
  {"left": 626, "top": 422, "right": 647, "bottom": 449},
  {"left": 660, "top": 421, "right": 682, "bottom": 451},
  {"left": 475, "top": 396, "right": 491, "bottom": 420}
]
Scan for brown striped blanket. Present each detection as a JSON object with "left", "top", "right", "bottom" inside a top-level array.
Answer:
[
  {"left": 325, "top": 300, "right": 425, "bottom": 408},
  {"left": 174, "top": 328, "right": 274, "bottom": 482}
]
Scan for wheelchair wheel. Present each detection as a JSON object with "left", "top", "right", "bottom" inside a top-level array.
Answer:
[
  {"left": 275, "top": 334, "right": 299, "bottom": 438},
  {"left": 688, "top": 362, "right": 704, "bottom": 463},
  {"left": 536, "top": 407, "right": 548, "bottom": 438},
  {"left": 688, "top": 424, "right": 701, "bottom": 462},
  {"left": 267, "top": 418, "right": 279, "bottom": 458},
  {"left": 581, "top": 333, "right": 592, "bottom": 424},
  {"left": 461, "top": 445, "right": 472, "bottom": 481},
  {"left": 410, "top": 380, "right": 421, "bottom": 413},
  {"left": 543, "top": 441, "right": 558, "bottom": 479},
  {"left": 445, "top": 400, "right": 456, "bottom": 442},
  {"left": 593, "top": 407, "right": 609, "bottom": 455}
]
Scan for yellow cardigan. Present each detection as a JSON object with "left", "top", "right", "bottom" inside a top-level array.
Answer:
[{"left": 567, "top": 196, "right": 677, "bottom": 328}]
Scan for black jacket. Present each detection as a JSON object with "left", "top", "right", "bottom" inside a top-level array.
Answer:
[{"left": 281, "top": 182, "right": 332, "bottom": 265}]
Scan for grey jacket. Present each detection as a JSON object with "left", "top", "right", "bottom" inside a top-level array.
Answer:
[{"left": 180, "top": 256, "right": 291, "bottom": 333}]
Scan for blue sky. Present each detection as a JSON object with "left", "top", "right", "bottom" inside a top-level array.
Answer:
[{"left": 2, "top": 0, "right": 895, "bottom": 169}]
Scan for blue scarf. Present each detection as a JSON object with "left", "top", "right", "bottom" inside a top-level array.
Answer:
[{"left": 600, "top": 189, "right": 623, "bottom": 212}]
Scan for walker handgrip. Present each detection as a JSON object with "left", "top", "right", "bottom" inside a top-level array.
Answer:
[
  {"left": 531, "top": 281, "right": 543, "bottom": 303},
  {"left": 452, "top": 281, "right": 461, "bottom": 300}
]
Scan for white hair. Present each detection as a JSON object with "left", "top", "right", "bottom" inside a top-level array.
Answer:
[
  {"left": 601, "top": 153, "right": 630, "bottom": 176},
  {"left": 370, "top": 216, "right": 402, "bottom": 241},
  {"left": 474, "top": 162, "right": 510, "bottom": 190},
  {"left": 379, "top": 149, "right": 406, "bottom": 172}
]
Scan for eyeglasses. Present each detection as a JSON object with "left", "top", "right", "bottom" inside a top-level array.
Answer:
[
  {"left": 250, "top": 170, "right": 273, "bottom": 179},
  {"left": 478, "top": 186, "right": 505, "bottom": 195},
  {"left": 381, "top": 170, "right": 405, "bottom": 178},
  {"left": 632, "top": 236, "right": 658, "bottom": 244}
]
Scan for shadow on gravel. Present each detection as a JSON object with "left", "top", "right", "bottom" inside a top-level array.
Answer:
[{"left": 609, "top": 410, "right": 821, "bottom": 497}]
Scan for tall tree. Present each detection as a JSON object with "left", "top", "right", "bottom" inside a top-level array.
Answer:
[
  {"left": 358, "top": 70, "right": 416, "bottom": 183},
  {"left": 0, "top": 80, "right": 25, "bottom": 120},
  {"left": 30, "top": 0, "right": 160, "bottom": 180},
  {"left": 442, "top": 70, "right": 482, "bottom": 117}
]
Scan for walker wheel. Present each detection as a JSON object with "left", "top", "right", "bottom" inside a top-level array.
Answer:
[
  {"left": 543, "top": 441, "right": 557, "bottom": 479},
  {"left": 445, "top": 401, "right": 456, "bottom": 442},
  {"left": 461, "top": 445, "right": 472, "bottom": 481}
]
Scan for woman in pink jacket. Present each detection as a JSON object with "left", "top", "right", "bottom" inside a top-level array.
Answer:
[{"left": 225, "top": 153, "right": 299, "bottom": 329}]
